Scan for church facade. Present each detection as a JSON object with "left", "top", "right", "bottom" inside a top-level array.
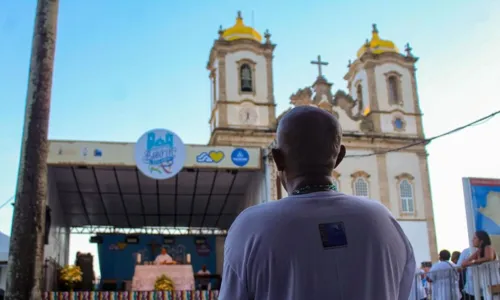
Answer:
[{"left": 207, "top": 12, "right": 437, "bottom": 264}]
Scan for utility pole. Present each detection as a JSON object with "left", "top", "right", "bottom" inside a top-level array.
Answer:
[{"left": 5, "top": 0, "right": 59, "bottom": 299}]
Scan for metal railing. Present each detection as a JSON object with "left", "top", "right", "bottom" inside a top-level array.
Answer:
[
  {"left": 42, "top": 258, "right": 59, "bottom": 292},
  {"left": 410, "top": 260, "right": 500, "bottom": 300}
]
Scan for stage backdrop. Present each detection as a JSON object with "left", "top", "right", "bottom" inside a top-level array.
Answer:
[{"left": 97, "top": 234, "right": 216, "bottom": 284}]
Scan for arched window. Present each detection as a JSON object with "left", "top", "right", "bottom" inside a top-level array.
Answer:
[
  {"left": 332, "top": 171, "right": 341, "bottom": 191},
  {"left": 353, "top": 177, "right": 369, "bottom": 197},
  {"left": 240, "top": 64, "right": 253, "bottom": 93},
  {"left": 332, "top": 178, "right": 340, "bottom": 191},
  {"left": 399, "top": 179, "right": 414, "bottom": 213},
  {"left": 387, "top": 75, "right": 400, "bottom": 105},
  {"left": 356, "top": 84, "right": 364, "bottom": 112}
]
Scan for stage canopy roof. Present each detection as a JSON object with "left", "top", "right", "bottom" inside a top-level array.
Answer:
[{"left": 48, "top": 140, "right": 263, "bottom": 235}]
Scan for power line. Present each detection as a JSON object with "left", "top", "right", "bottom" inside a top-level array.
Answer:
[
  {"left": 1, "top": 112, "right": 498, "bottom": 204},
  {"left": 345, "top": 109, "right": 500, "bottom": 158},
  {"left": 0, "top": 195, "right": 14, "bottom": 210}
]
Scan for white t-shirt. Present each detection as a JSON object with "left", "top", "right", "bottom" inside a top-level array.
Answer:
[
  {"left": 428, "top": 260, "right": 461, "bottom": 300},
  {"left": 197, "top": 270, "right": 211, "bottom": 275},
  {"left": 197, "top": 270, "right": 211, "bottom": 285},
  {"left": 154, "top": 254, "right": 173, "bottom": 265},
  {"left": 219, "top": 191, "right": 416, "bottom": 300}
]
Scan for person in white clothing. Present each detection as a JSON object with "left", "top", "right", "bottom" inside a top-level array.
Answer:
[
  {"left": 457, "top": 247, "right": 478, "bottom": 300},
  {"left": 408, "top": 267, "right": 427, "bottom": 300},
  {"left": 197, "top": 264, "right": 211, "bottom": 290},
  {"left": 427, "top": 250, "right": 461, "bottom": 300},
  {"left": 154, "top": 248, "right": 173, "bottom": 265},
  {"left": 219, "top": 106, "right": 416, "bottom": 300}
]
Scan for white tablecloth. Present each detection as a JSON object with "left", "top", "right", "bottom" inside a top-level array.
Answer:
[{"left": 131, "top": 265, "right": 195, "bottom": 291}]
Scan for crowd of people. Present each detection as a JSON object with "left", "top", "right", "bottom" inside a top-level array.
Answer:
[{"left": 409, "top": 230, "right": 500, "bottom": 300}]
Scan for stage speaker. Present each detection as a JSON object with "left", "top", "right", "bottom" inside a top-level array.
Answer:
[
  {"left": 125, "top": 235, "right": 139, "bottom": 244},
  {"left": 76, "top": 253, "right": 95, "bottom": 291}
]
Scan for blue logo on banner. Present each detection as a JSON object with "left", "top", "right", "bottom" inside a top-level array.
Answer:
[
  {"left": 134, "top": 129, "right": 186, "bottom": 180},
  {"left": 231, "top": 148, "right": 249, "bottom": 167},
  {"left": 194, "top": 236, "right": 211, "bottom": 256},
  {"left": 94, "top": 149, "right": 102, "bottom": 157}
]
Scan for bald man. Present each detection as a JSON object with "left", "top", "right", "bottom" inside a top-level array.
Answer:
[{"left": 219, "top": 106, "right": 416, "bottom": 300}]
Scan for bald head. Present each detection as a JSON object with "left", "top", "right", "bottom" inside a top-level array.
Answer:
[{"left": 273, "top": 106, "right": 345, "bottom": 182}]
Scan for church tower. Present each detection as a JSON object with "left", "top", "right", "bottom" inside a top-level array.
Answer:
[
  {"left": 341, "top": 24, "right": 437, "bottom": 261},
  {"left": 343, "top": 24, "right": 424, "bottom": 137},
  {"left": 207, "top": 12, "right": 277, "bottom": 147},
  {"left": 278, "top": 24, "right": 438, "bottom": 262}
]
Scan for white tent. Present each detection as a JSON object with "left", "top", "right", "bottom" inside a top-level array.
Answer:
[
  {"left": 0, "top": 231, "right": 8, "bottom": 293},
  {"left": 0, "top": 231, "right": 9, "bottom": 262}
]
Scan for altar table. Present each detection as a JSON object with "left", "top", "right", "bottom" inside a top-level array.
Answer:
[{"left": 132, "top": 265, "right": 195, "bottom": 291}]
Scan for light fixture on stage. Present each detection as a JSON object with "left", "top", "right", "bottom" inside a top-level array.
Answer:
[
  {"left": 125, "top": 235, "right": 140, "bottom": 244},
  {"left": 226, "top": 169, "right": 238, "bottom": 175}
]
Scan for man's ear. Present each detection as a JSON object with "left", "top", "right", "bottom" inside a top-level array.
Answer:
[
  {"left": 271, "top": 148, "right": 285, "bottom": 171},
  {"left": 334, "top": 145, "right": 346, "bottom": 168}
]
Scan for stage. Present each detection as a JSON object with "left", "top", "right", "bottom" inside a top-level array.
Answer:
[{"left": 41, "top": 139, "right": 274, "bottom": 292}]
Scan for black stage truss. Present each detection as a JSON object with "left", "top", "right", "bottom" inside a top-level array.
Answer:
[
  {"left": 50, "top": 165, "right": 257, "bottom": 233},
  {"left": 70, "top": 226, "right": 228, "bottom": 235}
]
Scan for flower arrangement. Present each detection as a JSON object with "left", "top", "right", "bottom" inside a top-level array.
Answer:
[
  {"left": 154, "top": 274, "right": 175, "bottom": 291},
  {"left": 60, "top": 265, "right": 83, "bottom": 285}
]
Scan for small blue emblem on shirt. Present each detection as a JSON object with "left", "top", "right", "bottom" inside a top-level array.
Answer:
[{"left": 318, "top": 222, "right": 348, "bottom": 249}]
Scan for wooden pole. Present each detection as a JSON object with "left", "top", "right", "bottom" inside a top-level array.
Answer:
[{"left": 5, "top": 0, "right": 59, "bottom": 299}]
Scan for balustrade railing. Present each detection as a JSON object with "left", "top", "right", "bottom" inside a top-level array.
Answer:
[{"left": 410, "top": 260, "right": 500, "bottom": 300}]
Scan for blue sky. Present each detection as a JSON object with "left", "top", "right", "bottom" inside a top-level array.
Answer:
[{"left": 1, "top": 0, "right": 500, "bottom": 270}]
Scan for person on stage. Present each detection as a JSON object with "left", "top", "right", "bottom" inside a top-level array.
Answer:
[
  {"left": 154, "top": 248, "right": 173, "bottom": 265},
  {"left": 219, "top": 106, "right": 416, "bottom": 300},
  {"left": 197, "top": 264, "right": 211, "bottom": 290}
]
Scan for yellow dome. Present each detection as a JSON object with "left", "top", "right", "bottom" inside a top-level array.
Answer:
[
  {"left": 356, "top": 24, "right": 399, "bottom": 58},
  {"left": 222, "top": 11, "right": 262, "bottom": 43}
]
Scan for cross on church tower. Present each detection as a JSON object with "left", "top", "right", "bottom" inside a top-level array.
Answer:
[{"left": 311, "top": 55, "right": 329, "bottom": 78}]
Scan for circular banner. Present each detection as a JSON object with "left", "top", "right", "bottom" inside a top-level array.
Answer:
[{"left": 134, "top": 129, "right": 186, "bottom": 180}]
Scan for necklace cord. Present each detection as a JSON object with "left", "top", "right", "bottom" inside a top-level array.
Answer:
[{"left": 292, "top": 184, "right": 337, "bottom": 195}]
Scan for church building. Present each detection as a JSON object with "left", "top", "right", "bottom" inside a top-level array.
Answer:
[{"left": 207, "top": 12, "right": 438, "bottom": 263}]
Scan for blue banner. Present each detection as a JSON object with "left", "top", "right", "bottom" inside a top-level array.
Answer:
[{"left": 469, "top": 178, "right": 500, "bottom": 235}]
